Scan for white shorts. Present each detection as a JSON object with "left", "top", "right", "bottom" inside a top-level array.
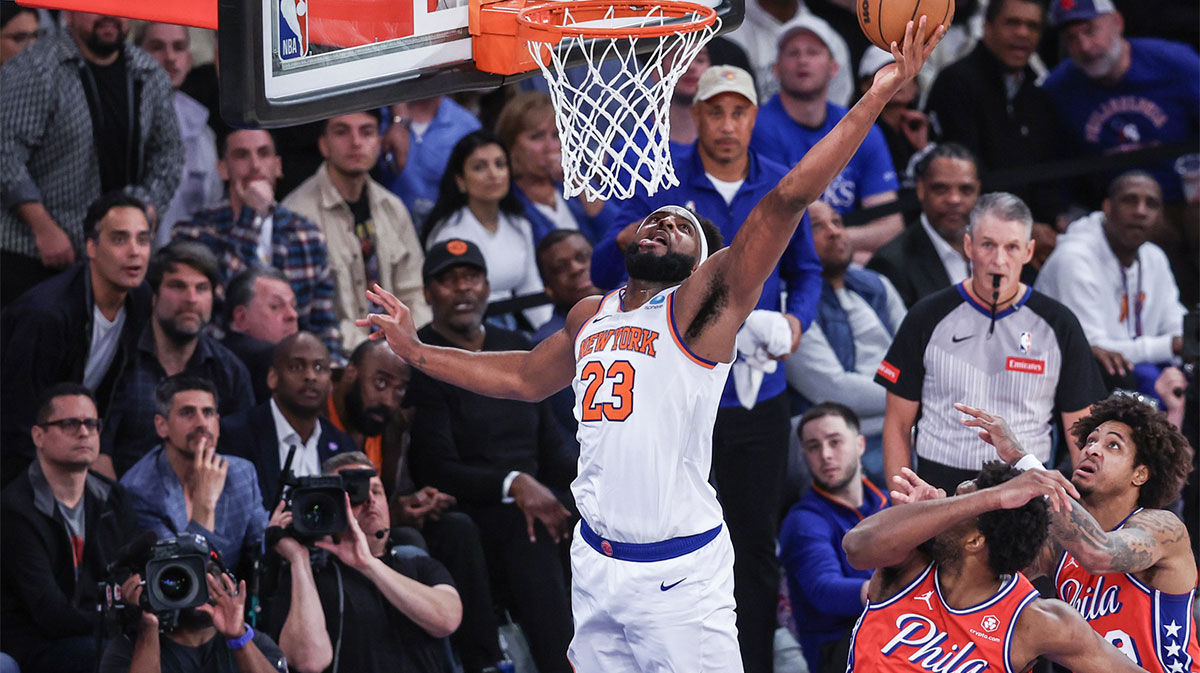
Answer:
[{"left": 567, "top": 522, "right": 743, "bottom": 673}]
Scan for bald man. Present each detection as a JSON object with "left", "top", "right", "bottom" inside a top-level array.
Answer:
[{"left": 220, "top": 331, "right": 356, "bottom": 509}]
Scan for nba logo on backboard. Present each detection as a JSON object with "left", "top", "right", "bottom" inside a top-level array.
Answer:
[{"left": 279, "top": 0, "right": 309, "bottom": 60}]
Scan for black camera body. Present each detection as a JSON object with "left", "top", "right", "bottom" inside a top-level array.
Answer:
[
  {"left": 282, "top": 468, "right": 375, "bottom": 538},
  {"left": 144, "top": 534, "right": 213, "bottom": 614}
]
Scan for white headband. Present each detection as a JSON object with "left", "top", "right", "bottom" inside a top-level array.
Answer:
[{"left": 641, "top": 205, "right": 708, "bottom": 266}]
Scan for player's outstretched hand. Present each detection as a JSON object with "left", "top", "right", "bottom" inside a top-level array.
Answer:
[
  {"left": 890, "top": 467, "right": 946, "bottom": 504},
  {"left": 994, "top": 468, "right": 1079, "bottom": 514},
  {"left": 358, "top": 283, "right": 421, "bottom": 362},
  {"left": 871, "top": 16, "right": 945, "bottom": 98},
  {"left": 954, "top": 403, "right": 1026, "bottom": 464}
]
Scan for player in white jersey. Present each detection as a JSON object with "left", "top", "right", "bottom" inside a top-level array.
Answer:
[{"left": 358, "top": 18, "right": 944, "bottom": 672}]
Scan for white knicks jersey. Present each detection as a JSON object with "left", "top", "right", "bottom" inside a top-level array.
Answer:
[{"left": 571, "top": 286, "right": 731, "bottom": 544}]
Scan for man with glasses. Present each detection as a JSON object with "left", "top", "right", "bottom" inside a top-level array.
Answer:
[{"left": 1, "top": 383, "right": 141, "bottom": 673}]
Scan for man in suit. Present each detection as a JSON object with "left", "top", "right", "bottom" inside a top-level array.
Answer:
[
  {"left": 867, "top": 143, "right": 980, "bottom": 308},
  {"left": 220, "top": 331, "right": 354, "bottom": 509}
]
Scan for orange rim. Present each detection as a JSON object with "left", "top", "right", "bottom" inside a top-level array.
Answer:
[{"left": 516, "top": 0, "right": 718, "bottom": 39}]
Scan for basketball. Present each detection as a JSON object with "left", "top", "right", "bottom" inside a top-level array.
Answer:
[{"left": 856, "top": 0, "right": 954, "bottom": 52}]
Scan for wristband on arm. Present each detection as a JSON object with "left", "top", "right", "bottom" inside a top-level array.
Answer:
[
  {"left": 226, "top": 623, "right": 254, "bottom": 650},
  {"left": 1014, "top": 454, "right": 1044, "bottom": 472}
]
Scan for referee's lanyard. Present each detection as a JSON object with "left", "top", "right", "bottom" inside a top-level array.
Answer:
[{"left": 1120, "top": 260, "right": 1143, "bottom": 338}]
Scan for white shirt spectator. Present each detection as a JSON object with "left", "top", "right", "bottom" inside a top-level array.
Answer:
[
  {"left": 1036, "top": 211, "right": 1185, "bottom": 365},
  {"left": 83, "top": 305, "right": 126, "bottom": 390},
  {"left": 271, "top": 398, "right": 322, "bottom": 478},
  {"left": 920, "top": 213, "right": 970, "bottom": 285}
]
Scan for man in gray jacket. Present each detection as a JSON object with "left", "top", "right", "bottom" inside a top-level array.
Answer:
[{"left": 0, "top": 11, "right": 182, "bottom": 306}]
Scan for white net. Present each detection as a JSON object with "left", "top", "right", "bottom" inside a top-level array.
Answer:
[{"left": 524, "top": 3, "right": 720, "bottom": 201}]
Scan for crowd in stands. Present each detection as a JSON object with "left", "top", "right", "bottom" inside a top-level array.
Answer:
[{"left": 0, "top": 1, "right": 1196, "bottom": 672}]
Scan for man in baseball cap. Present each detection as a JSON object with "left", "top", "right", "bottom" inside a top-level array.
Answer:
[
  {"left": 422, "top": 237, "right": 487, "bottom": 281},
  {"left": 1043, "top": 0, "right": 1199, "bottom": 221}
]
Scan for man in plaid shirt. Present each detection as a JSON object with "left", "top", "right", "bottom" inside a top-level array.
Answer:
[{"left": 173, "top": 129, "right": 342, "bottom": 359}]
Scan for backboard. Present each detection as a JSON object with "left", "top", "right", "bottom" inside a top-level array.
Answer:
[{"left": 217, "top": 0, "right": 742, "bottom": 127}]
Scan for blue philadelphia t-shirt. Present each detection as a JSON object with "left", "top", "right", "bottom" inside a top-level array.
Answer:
[
  {"left": 1044, "top": 38, "right": 1200, "bottom": 203},
  {"left": 750, "top": 96, "right": 899, "bottom": 214}
]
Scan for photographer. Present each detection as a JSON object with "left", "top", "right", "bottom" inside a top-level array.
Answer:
[
  {"left": 1, "top": 383, "right": 141, "bottom": 673},
  {"left": 267, "top": 451, "right": 462, "bottom": 673},
  {"left": 99, "top": 541, "right": 287, "bottom": 673}
]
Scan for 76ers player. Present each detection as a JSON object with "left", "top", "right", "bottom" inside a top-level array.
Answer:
[
  {"left": 843, "top": 461, "right": 1144, "bottom": 672},
  {"left": 959, "top": 396, "right": 1199, "bottom": 672},
  {"left": 360, "top": 17, "right": 944, "bottom": 673}
]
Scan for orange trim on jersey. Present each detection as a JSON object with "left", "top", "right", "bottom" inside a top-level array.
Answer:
[
  {"left": 573, "top": 288, "right": 621, "bottom": 347},
  {"left": 810, "top": 478, "right": 890, "bottom": 521},
  {"left": 666, "top": 292, "right": 718, "bottom": 369}
]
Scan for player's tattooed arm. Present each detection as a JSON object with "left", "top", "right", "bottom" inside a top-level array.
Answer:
[{"left": 1049, "top": 506, "right": 1186, "bottom": 575}]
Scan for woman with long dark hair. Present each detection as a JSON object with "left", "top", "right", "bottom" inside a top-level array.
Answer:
[{"left": 423, "top": 130, "right": 549, "bottom": 327}]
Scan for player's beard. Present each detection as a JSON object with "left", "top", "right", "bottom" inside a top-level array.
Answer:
[{"left": 623, "top": 241, "right": 695, "bottom": 284}]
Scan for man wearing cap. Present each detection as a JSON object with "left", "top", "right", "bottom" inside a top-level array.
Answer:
[
  {"left": 725, "top": 2, "right": 855, "bottom": 106},
  {"left": 1043, "top": 0, "right": 1199, "bottom": 212},
  {"left": 751, "top": 16, "right": 905, "bottom": 261},
  {"left": 405, "top": 238, "right": 578, "bottom": 673},
  {"left": 592, "top": 64, "right": 822, "bottom": 672},
  {"left": 924, "top": 0, "right": 1065, "bottom": 225}
]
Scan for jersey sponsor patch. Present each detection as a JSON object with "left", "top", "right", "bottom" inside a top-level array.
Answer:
[
  {"left": 1005, "top": 357, "right": 1045, "bottom": 374},
  {"left": 877, "top": 360, "right": 900, "bottom": 383}
]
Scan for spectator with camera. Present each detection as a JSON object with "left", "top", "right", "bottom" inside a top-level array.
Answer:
[
  {"left": 328, "top": 338, "right": 508, "bottom": 673},
  {"left": 221, "top": 331, "right": 355, "bottom": 509},
  {"left": 2, "top": 383, "right": 141, "bottom": 673},
  {"left": 120, "top": 375, "right": 268, "bottom": 573},
  {"left": 99, "top": 535, "right": 287, "bottom": 673},
  {"left": 266, "top": 451, "right": 462, "bottom": 673}
]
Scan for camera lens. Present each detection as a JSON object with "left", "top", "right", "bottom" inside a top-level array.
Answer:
[
  {"left": 157, "top": 565, "right": 193, "bottom": 601},
  {"left": 301, "top": 493, "right": 338, "bottom": 529}
]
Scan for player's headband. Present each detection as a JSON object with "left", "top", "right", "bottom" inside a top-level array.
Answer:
[{"left": 640, "top": 206, "right": 708, "bottom": 266}]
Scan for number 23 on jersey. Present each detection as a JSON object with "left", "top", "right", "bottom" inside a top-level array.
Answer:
[{"left": 580, "top": 361, "right": 635, "bottom": 422}]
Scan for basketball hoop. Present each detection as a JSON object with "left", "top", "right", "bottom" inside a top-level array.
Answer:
[{"left": 472, "top": 0, "right": 720, "bottom": 200}]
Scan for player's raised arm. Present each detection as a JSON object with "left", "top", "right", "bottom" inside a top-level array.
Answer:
[
  {"left": 358, "top": 283, "right": 596, "bottom": 402},
  {"left": 692, "top": 18, "right": 943, "bottom": 313},
  {"left": 957, "top": 402, "right": 1192, "bottom": 581},
  {"left": 842, "top": 467, "right": 1077, "bottom": 571}
]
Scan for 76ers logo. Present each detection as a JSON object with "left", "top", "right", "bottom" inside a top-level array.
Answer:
[
  {"left": 881, "top": 614, "right": 991, "bottom": 672},
  {"left": 279, "top": 0, "right": 309, "bottom": 60}
]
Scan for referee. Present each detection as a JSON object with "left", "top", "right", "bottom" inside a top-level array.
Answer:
[{"left": 875, "top": 193, "right": 1106, "bottom": 492}]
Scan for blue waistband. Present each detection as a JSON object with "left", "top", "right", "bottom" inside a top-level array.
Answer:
[{"left": 579, "top": 519, "right": 722, "bottom": 562}]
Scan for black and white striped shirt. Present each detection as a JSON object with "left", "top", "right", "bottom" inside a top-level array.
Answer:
[{"left": 875, "top": 283, "right": 1105, "bottom": 470}]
